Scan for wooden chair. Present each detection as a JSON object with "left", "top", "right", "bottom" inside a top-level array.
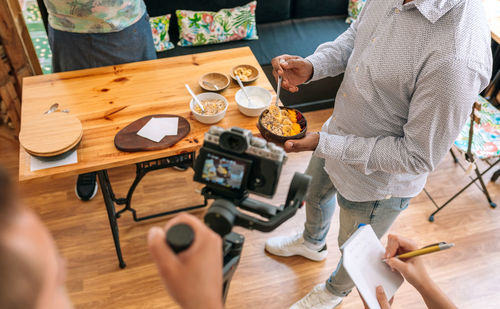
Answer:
[{"left": 424, "top": 96, "right": 500, "bottom": 222}]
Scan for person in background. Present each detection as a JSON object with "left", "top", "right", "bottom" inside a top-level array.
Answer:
[
  {"left": 43, "top": 0, "right": 157, "bottom": 201},
  {"left": 264, "top": 0, "right": 492, "bottom": 307},
  {"left": 147, "top": 215, "right": 457, "bottom": 309}
]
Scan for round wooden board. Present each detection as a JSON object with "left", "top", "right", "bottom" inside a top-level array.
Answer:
[
  {"left": 114, "top": 114, "right": 190, "bottom": 152},
  {"left": 19, "top": 112, "right": 83, "bottom": 156}
]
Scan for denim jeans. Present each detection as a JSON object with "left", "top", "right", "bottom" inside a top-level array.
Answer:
[
  {"left": 48, "top": 13, "right": 157, "bottom": 72},
  {"left": 303, "top": 156, "right": 411, "bottom": 297}
]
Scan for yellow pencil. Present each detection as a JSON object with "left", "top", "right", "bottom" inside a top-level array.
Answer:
[{"left": 383, "top": 242, "right": 454, "bottom": 262}]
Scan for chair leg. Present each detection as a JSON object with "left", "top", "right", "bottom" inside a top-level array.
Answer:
[
  {"left": 450, "top": 149, "right": 459, "bottom": 164},
  {"left": 474, "top": 166, "right": 497, "bottom": 208}
]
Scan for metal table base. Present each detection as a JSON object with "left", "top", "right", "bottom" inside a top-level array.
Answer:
[{"left": 96, "top": 152, "right": 207, "bottom": 268}]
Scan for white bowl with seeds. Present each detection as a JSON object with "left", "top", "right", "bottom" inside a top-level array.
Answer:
[{"left": 190, "top": 92, "right": 228, "bottom": 124}]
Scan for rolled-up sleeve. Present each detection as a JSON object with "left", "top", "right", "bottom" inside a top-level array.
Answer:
[{"left": 314, "top": 59, "right": 491, "bottom": 175}]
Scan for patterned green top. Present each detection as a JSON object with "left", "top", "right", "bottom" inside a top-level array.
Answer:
[{"left": 43, "top": 0, "right": 145, "bottom": 33}]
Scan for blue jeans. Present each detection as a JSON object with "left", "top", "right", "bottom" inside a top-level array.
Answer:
[
  {"left": 303, "top": 156, "right": 411, "bottom": 297},
  {"left": 48, "top": 13, "right": 156, "bottom": 72}
]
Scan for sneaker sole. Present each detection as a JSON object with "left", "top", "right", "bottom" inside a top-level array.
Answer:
[
  {"left": 265, "top": 244, "right": 328, "bottom": 262},
  {"left": 75, "top": 181, "right": 98, "bottom": 201}
]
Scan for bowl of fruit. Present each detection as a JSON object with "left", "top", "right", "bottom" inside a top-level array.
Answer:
[{"left": 257, "top": 106, "right": 307, "bottom": 144}]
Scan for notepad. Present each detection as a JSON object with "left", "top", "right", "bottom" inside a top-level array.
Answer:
[{"left": 342, "top": 225, "right": 404, "bottom": 309}]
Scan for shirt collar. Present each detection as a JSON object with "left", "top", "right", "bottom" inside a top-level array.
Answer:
[{"left": 394, "top": 0, "right": 464, "bottom": 23}]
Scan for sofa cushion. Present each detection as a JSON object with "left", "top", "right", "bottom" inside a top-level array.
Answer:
[
  {"left": 157, "top": 16, "right": 349, "bottom": 65},
  {"left": 176, "top": 2, "right": 258, "bottom": 47},
  {"left": 292, "top": 0, "right": 348, "bottom": 18},
  {"left": 144, "top": 0, "right": 292, "bottom": 44}
]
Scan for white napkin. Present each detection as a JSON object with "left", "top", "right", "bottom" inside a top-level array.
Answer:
[
  {"left": 137, "top": 117, "right": 179, "bottom": 143},
  {"left": 30, "top": 150, "right": 78, "bottom": 171}
]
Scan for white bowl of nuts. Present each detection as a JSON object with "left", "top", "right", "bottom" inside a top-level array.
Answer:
[{"left": 190, "top": 92, "right": 228, "bottom": 124}]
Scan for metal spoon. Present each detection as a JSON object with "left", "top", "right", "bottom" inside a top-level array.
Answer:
[
  {"left": 235, "top": 75, "right": 252, "bottom": 107},
  {"left": 185, "top": 84, "right": 205, "bottom": 113},
  {"left": 203, "top": 80, "right": 219, "bottom": 91},
  {"left": 275, "top": 75, "right": 282, "bottom": 107},
  {"left": 44, "top": 103, "right": 59, "bottom": 114}
]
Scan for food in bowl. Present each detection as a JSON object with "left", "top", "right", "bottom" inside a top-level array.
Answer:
[
  {"left": 234, "top": 67, "right": 253, "bottom": 82},
  {"left": 261, "top": 106, "right": 302, "bottom": 137},
  {"left": 194, "top": 99, "right": 226, "bottom": 115},
  {"left": 230, "top": 64, "right": 259, "bottom": 83}
]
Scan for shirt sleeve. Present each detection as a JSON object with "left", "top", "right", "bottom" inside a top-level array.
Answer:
[
  {"left": 313, "top": 59, "right": 491, "bottom": 175},
  {"left": 305, "top": 1, "right": 369, "bottom": 81}
]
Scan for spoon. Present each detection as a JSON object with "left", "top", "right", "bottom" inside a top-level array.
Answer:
[
  {"left": 185, "top": 84, "right": 205, "bottom": 113},
  {"left": 275, "top": 75, "right": 282, "bottom": 108},
  {"left": 235, "top": 75, "right": 252, "bottom": 107},
  {"left": 44, "top": 103, "right": 59, "bottom": 114},
  {"left": 203, "top": 80, "right": 219, "bottom": 91}
]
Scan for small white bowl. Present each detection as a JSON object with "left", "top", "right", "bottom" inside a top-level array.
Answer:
[
  {"left": 190, "top": 92, "right": 228, "bottom": 124},
  {"left": 235, "top": 86, "right": 272, "bottom": 117}
]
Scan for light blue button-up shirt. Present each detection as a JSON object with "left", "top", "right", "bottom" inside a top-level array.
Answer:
[{"left": 306, "top": 0, "right": 492, "bottom": 201}]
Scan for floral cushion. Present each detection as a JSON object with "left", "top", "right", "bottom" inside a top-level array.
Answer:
[
  {"left": 346, "top": 0, "right": 367, "bottom": 24},
  {"left": 176, "top": 1, "right": 258, "bottom": 47},
  {"left": 454, "top": 96, "right": 500, "bottom": 159},
  {"left": 150, "top": 14, "right": 174, "bottom": 52}
]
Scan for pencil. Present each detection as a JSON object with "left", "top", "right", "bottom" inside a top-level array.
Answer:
[{"left": 382, "top": 242, "right": 454, "bottom": 262}]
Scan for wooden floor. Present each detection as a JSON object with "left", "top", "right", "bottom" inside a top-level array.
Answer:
[{"left": 2, "top": 110, "right": 500, "bottom": 309}]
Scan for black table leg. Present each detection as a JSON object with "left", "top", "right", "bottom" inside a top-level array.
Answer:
[{"left": 97, "top": 170, "right": 126, "bottom": 269}]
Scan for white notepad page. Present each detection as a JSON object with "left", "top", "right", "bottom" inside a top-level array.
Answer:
[{"left": 342, "top": 225, "right": 404, "bottom": 309}]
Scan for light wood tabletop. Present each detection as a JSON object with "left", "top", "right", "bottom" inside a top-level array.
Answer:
[{"left": 19, "top": 47, "right": 275, "bottom": 182}]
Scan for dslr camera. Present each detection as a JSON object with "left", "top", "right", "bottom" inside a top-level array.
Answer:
[{"left": 193, "top": 126, "right": 286, "bottom": 199}]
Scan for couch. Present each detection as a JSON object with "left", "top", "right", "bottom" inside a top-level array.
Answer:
[{"left": 146, "top": 0, "right": 349, "bottom": 111}]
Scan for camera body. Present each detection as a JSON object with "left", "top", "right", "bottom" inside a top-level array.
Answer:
[{"left": 193, "top": 126, "right": 287, "bottom": 199}]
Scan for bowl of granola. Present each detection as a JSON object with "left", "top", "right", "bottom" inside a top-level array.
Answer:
[
  {"left": 257, "top": 106, "right": 307, "bottom": 144},
  {"left": 190, "top": 92, "right": 228, "bottom": 124}
]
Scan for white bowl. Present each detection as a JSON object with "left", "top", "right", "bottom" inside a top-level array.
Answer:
[
  {"left": 190, "top": 92, "right": 228, "bottom": 124},
  {"left": 235, "top": 86, "right": 272, "bottom": 117}
]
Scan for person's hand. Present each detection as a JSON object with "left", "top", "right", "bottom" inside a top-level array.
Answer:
[
  {"left": 283, "top": 132, "right": 320, "bottom": 153},
  {"left": 272, "top": 55, "right": 313, "bottom": 93},
  {"left": 361, "top": 286, "right": 394, "bottom": 309},
  {"left": 384, "top": 234, "right": 430, "bottom": 290},
  {"left": 148, "top": 213, "right": 223, "bottom": 309}
]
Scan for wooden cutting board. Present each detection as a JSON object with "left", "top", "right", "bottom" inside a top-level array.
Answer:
[
  {"left": 114, "top": 114, "right": 190, "bottom": 152},
  {"left": 19, "top": 112, "right": 83, "bottom": 157}
]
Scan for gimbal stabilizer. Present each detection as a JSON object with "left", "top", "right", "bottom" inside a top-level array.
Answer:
[{"left": 166, "top": 172, "right": 311, "bottom": 302}]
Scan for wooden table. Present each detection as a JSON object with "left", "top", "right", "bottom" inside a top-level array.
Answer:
[{"left": 19, "top": 47, "right": 277, "bottom": 268}]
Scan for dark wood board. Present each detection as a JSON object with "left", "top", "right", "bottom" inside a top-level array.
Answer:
[{"left": 114, "top": 114, "right": 190, "bottom": 152}]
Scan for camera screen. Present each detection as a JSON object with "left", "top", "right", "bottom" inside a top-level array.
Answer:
[{"left": 201, "top": 152, "right": 248, "bottom": 190}]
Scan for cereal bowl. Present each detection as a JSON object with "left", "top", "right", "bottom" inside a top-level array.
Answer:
[
  {"left": 235, "top": 86, "right": 272, "bottom": 117},
  {"left": 257, "top": 107, "right": 307, "bottom": 144},
  {"left": 190, "top": 92, "right": 228, "bottom": 124},
  {"left": 230, "top": 64, "right": 259, "bottom": 83}
]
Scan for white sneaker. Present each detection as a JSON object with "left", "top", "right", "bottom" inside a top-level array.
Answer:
[
  {"left": 290, "top": 283, "right": 343, "bottom": 309},
  {"left": 265, "top": 233, "right": 328, "bottom": 261}
]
